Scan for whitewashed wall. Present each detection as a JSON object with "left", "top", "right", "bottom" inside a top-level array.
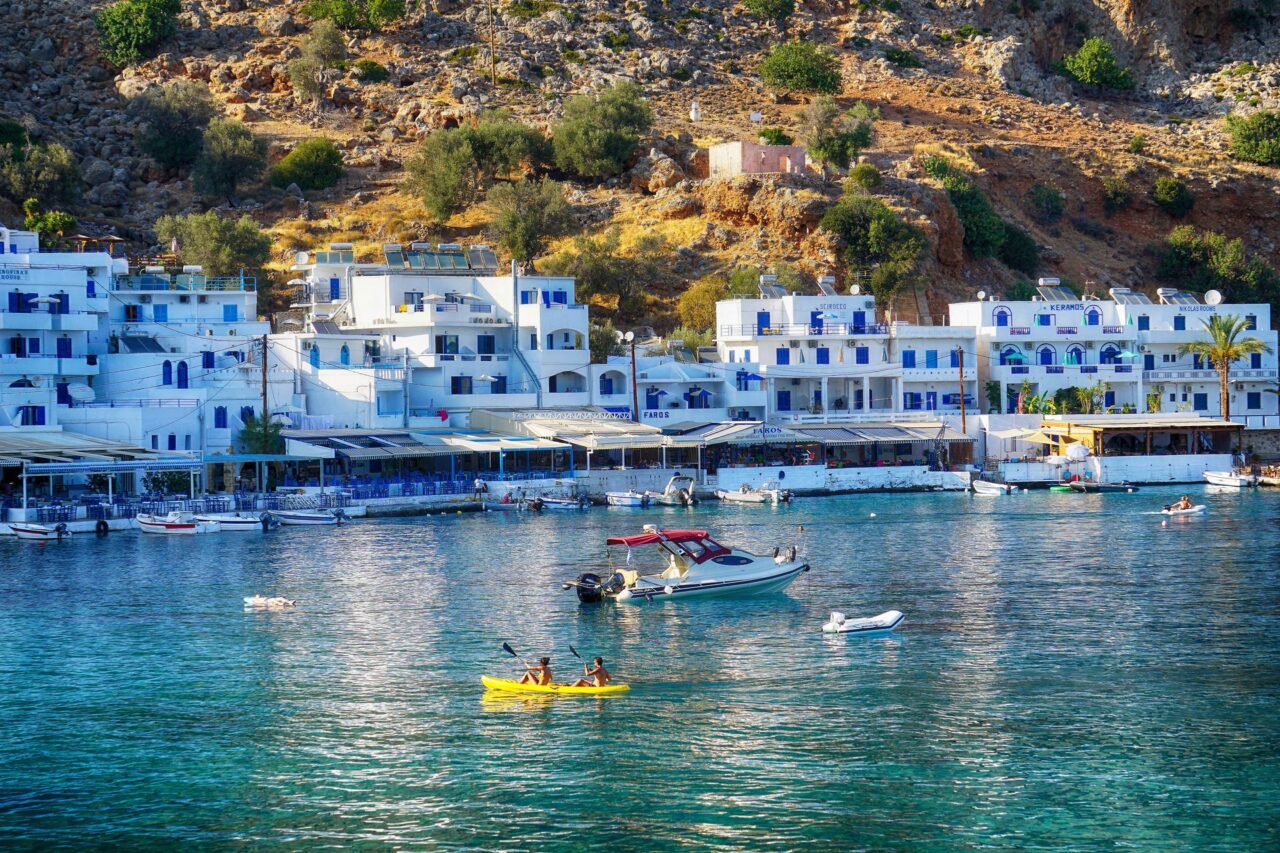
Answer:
[{"left": 999, "top": 453, "right": 1232, "bottom": 484}]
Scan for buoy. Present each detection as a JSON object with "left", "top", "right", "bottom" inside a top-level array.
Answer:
[
  {"left": 663, "top": 585, "right": 674, "bottom": 595},
  {"left": 617, "top": 589, "right": 632, "bottom": 602},
  {"left": 869, "top": 512, "right": 877, "bottom": 518}
]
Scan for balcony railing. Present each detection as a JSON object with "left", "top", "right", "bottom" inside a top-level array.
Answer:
[
  {"left": 719, "top": 323, "right": 888, "bottom": 337},
  {"left": 113, "top": 274, "right": 255, "bottom": 292},
  {"left": 68, "top": 398, "right": 200, "bottom": 408}
]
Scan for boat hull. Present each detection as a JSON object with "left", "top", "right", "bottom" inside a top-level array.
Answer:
[
  {"left": 481, "top": 675, "right": 629, "bottom": 696},
  {"left": 136, "top": 514, "right": 219, "bottom": 534},
  {"left": 1203, "top": 472, "right": 1257, "bottom": 487},
  {"left": 195, "top": 514, "right": 265, "bottom": 530},
  {"left": 971, "top": 480, "right": 1016, "bottom": 495},
  {"left": 622, "top": 562, "right": 810, "bottom": 601},
  {"left": 822, "top": 610, "right": 905, "bottom": 635},
  {"left": 1162, "top": 504, "right": 1206, "bottom": 516},
  {"left": 1069, "top": 482, "right": 1139, "bottom": 493},
  {"left": 11, "top": 524, "right": 69, "bottom": 541},
  {"left": 606, "top": 493, "right": 649, "bottom": 507},
  {"left": 533, "top": 498, "right": 587, "bottom": 511}
]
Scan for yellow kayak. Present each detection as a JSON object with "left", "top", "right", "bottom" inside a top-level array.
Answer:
[{"left": 481, "top": 675, "right": 630, "bottom": 696}]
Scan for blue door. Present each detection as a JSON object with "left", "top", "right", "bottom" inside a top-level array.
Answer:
[
  {"left": 756, "top": 311, "right": 770, "bottom": 334},
  {"left": 309, "top": 346, "right": 320, "bottom": 368},
  {"left": 925, "top": 350, "right": 938, "bottom": 369},
  {"left": 813, "top": 389, "right": 822, "bottom": 407},
  {"left": 926, "top": 391, "right": 938, "bottom": 410},
  {"left": 56, "top": 337, "right": 72, "bottom": 358},
  {"left": 1039, "top": 348, "right": 1054, "bottom": 366},
  {"left": 810, "top": 311, "right": 823, "bottom": 333},
  {"left": 1144, "top": 354, "right": 1155, "bottom": 371},
  {"left": 901, "top": 350, "right": 916, "bottom": 368},
  {"left": 176, "top": 361, "right": 189, "bottom": 389},
  {"left": 646, "top": 391, "right": 660, "bottom": 409},
  {"left": 329, "top": 278, "right": 341, "bottom": 300},
  {"left": 1104, "top": 390, "right": 1115, "bottom": 409},
  {"left": 1193, "top": 393, "right": 1207, "bottom": 410},
  {"left": 853, "top": 389, "right": 864, "bottom": 410},
  {"left": 223, "top": 304, "right": 237, "bottom": 322},
  {"left": 816, "top": 347, "right": 829, "bottom": 365},
  {"left": 776, "top": 390, "right": 791, "bottom": 411},
  {"left": 852, "top": 311, "right": 865, "bottom": 332},
  {"left": 600, "top": 376, "right": 614, "bottom": 395},
  {"left": 1250, "top": 353, "right": 1262, "bottom": 369},
  {"left": 776, "top": 347, "right": 790, "bottom": 366},
  {"left": 855, "top": 346, "right": 868, "bottom": 365},
  {"left": 995, "top": 312, "right": 1009, "bottom": 327}
]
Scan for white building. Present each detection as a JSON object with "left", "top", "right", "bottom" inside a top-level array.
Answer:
[
  {"left": 52, "top": 262, "right": 295, "bottom": 455},
  {"left": 0, "top": 226, "right": 115, "bottom": 433},
  {"left": 949, "top": 280, "right": 1278, "bottom": 416},
  {"left": 276, "top": 243, "right": 593, "bottom": 428},
  {"left": 713, "top": 276, "right": 978, "bottom": 420}
]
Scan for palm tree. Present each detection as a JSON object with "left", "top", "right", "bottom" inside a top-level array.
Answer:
[{"left": 1178, "top": 315, "right": 1273, "bottom": 422}]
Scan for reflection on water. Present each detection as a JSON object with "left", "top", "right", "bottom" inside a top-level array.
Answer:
[{"left": 1, "top": 487, "right": 1278, "bottom": 851}]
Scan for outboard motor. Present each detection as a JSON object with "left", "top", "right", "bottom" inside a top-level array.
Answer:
[
  {"left": 259, "top": 511, "right": 276, "bottom": 531},
  {"left": 571, "top": 572, "right": 604, "bottom": 603},
  {"left": 334, "top": 508, "right": 349, "bottom": 523},
  {"left": 602, "top": 572, "right": 626, "bottom": 596},
  {"left": 54, "top": 522, "right": 69, "bottom": 537}
]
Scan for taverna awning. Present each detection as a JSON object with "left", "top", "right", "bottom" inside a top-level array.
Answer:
[
  {"left": 794, "top": 423, "right": 974, "bottom": 447},
  {"left": 0, "top": 432, "right": 188, "bottom": 467},
  {"left": 665, "top": 421, "right": 815, "bottom": 447},
  {"left": 440, "top": 434, "right": 566, "bottom": 453},
  {"left": 283, "top": 429, "right": 460, "bottom": 460},
  {"left": 469, "top": 409, "right": 664, "bottom": 450}
]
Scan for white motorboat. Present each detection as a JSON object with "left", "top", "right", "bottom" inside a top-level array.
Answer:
[
  {"left": 821, "top": 610, "right": 905, "bottom": 635},
  {"left": 564, "top": 525, "right": 809, "bottom": 602},
  {"left": 10, "top": 522, "right": 71, "bottom": 541},
  {"left": 971, "top": 479, "right": 1018, "bottom": 495},
  {"left": 484, "top": 498, "right": 528, "bottom": 512},
  {"left": 196, "top": 512, "right": 270, "bottom": 531},
  {"left": 646, "top": 474, "right": 698, "bottom": 507},
  {"left": 271, "top": 508, "right": 346, "bottom": 525},
  {"left": 1203, "top": 471, "right": 1258, "bottom": 488},
  {"left": 1161, "top": 503, "right": 1206, "bottom": 516},
  {"left": 136, "top": 511, "right": 220, "bottom": 534},
  {"left": 529, "top": 496, "right": 589, "bottom": 511},
  {"left": 606, "top": 490, "right": 650, "bottom": 507},
  {"left": 715, "top": 482, "right": 792, "bottom": 505}
]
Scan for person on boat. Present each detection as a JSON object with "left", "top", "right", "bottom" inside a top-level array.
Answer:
[
  {"left": 520, "top": 656, "right": 552, "bottom": 685},
  {"left": 500, "top": 491, "right": 513, "bottom": 504},
  {"left": 1174, "top": 495, "right": 1193, "bottom": 511},
  {"left": 572, "top": 657, "right": 611, "bottom": 688}
]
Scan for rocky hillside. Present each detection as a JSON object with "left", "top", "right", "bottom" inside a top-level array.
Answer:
[{"left": 4, "top": 0, "right": 1280, "bottom": 326}]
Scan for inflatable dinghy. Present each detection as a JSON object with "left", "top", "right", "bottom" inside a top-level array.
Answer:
[
  {"left": 1161, "top": 504, "right": 1206, "bottom": 516},
  {"left": 822, "top": 610, "right": 905, "bottom": 635}
]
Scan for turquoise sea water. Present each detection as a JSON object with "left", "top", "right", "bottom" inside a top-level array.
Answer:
[{"left": 2, "top": 487, "right": 1279, "bottom": 851}]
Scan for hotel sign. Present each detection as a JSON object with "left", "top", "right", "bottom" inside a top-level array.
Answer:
[
  {"left": 1008, "top": 327, "right": 1031, "bottom": 335},
  {"left": 0, "top": 268, "right": 31, "bottom": 281},
  {"left": 1178, "top": 305, "right": 1218, "bottom": 313}
]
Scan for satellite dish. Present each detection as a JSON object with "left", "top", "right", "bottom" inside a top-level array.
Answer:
[
  {"left": 624, "top": 331, "right": 635, "bottom": 342},
  {"left": 294, "top": 251, "right": 309, "bottom": 265},
  {"left": 850, "top": 285, "right": 860, "bottom": 294},
  {"left": 1204, "top": 289, "right": 1223, "bottom": 305},
  {"left": 976, "top": 290, "right": 986, "bottom": 301}
]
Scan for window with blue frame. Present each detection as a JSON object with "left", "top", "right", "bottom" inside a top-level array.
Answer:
[
  {"left": 520, "top": 290, "right": 536, "bottom": 304},
  {"left": 491, "top": 375, "right": 507, "bottom": 394},
  {"left": 1173, "top": 315, "right": 1185, "bottom": 331},
  {"left": 214, "top": 406, "right": 227, "bottom": 428},
  {"left": 1104, "top": 390, "right": 1115, "bottom": 408},
  {"left": 1085, "top": 308, "right": 1101, "bottom": 326},
  {"left": 950, "top": 349, "right": 960, "bottom": 368},
  {"left": 1245, "top": 314, "right": 1257, "bottom": 330},
  {"left": 1035, "top": 314, "right": 1053, "bottom": 326},
  {"left": 1101, "top": 347, "right": 1120, "bottom": 365},
  {"left": 901, "top": 350, "right": 916, "bottom": 368},
  {"left": 552, "top": 291, "right": 567, "bottom": 304},
  {"left": 56, "top": 382, "right": 71, "bottom": 404},
  {"left": 167, "top": 434, "right": 177, "bottom": 451},
  {"left": 1137, "top": 314, "right": 1149, "bottom": 330},
  {"left": 56, "top": 337, "right": 72, "bottom": 358},
  {"left": 903, "top": 392, "right": 922, "bottom": 410},
  {"left": 1038, "top": 346, "right": 1055, "bottom": 366},
  {"left": 240, "top": 406, "right": 254, "bottom": 423},
  {"left": 925, "top": 350, "right": 938, "bottom": 369},
  {"left": 1192, "top": 354, "right": 1203, "bottom": 370},
  {"left": 434, "top": 335, "right": 459, "bottom": 354},
  {"left": 153, "top": 303, "right": 168, "bottom": 322},
  {"left": 476, "top": 335, "right": 495, "bottom": 355},
  {"left": 1250, "top": 353, "right": 1262, "bottom": 369},
  {"left": 451, "top": 376, "right": 473, "bottom": 394},
  {"left": 223, "top": 304, "right": 237, "bottom": 322},
  {"left": 855, "top": 346, "right": 868, "bottom": 365},
  {"left": 26, "top": 337, "right": 38, "bottom": 354},
  {"left": 599, "top": 375, "right": 614, "bottom": 395},
  {"left": 992, "top": 307, "right": 1011, "bottom": 327},
  {"left": 1247, "top": 392, "right": 1261, "bottom": 409},
  {"left": 1066, "top": 346, "right": 1084, "bottom": 365},
  {"left": 816, "top": 347, "right": 830, "bottom": 365},
  {"left": 776, "top": 347, "right": 790, "bottom": 366},
  {"left": 151, "top": 434, "right": 158, "bottom": 449},
  {"left": 202, "top": 350, "right": 214, "bottom": 369},
  {"left": 176, "top": 360, "right": 189, "bottom": 388},
  {"left": 18, "top": 405, "right": 45, "bottom": 425},
  {"left": 161, "top": 360, "right": 172, "bottom": 385},
  {"left": 1193, "top": 392, "right": 1208, "bottom": 410}
]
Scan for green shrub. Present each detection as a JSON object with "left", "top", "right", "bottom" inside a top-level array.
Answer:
[
  {"left": 846, "top": 162, "right": 882, "bottom": 190},
  {"left": 883, "top": 47, "right": 923, "bottom": 68},
  {"left": 603, "top": 31, "right": 631, "bottom": 52},
  {"left": 744, "top": 0, "right": 795, "bottom": 26},
  {"left": 1151, "top": 175, "right": 1194, "bottom": 217},
  {"left": 759, "top": 41, "right": 841, "bottom": 94},
  {"left": 506, "top": 0, "right": 559, "bottom": 18},
  {"left": 998, "top": 222, "right": 1039, "bottom": 276},
  {"left": 1027, "top": 182, "right": 1064, "bottom": 223},
  {"left": 290, "top": 21, "right": 349, "bottom": 102},
  {"left": 301, "top": 0, "right": 405, "bottom": 30},
  {"left": 1225, "top": 109, "right": 1280, "bottom": 165},
  {"left": 192, "top": 119, "right": 267, "bottom": 201},
  {"left": 22, "top": 200, "right": 76, "bottom": 244},
  {"left": 678, "top": 275, "right": 730, "bottom": 330},
  {"left": 0, "top": 119, "right": 28, "bottom": 159},
  {"left": 1156, "top": 224, "right": 1280, "bottom": 309},
  {"left": 129, "top": 81, "right": 218, "bottom": 170},
  {"left": 155, "top": 211, "right": 272, "bottom": 276},
  {"left": 271, "top": 138, "right": 344, "bottom": 190},
  {"left": 758, "top": 127, "right": 794, "bottom": 145},
  {"left": 819, "top": 194, "right": 925, "bottom": 303},
  {"left": 1006, "top": 279, "right": 1036, "bottom": 301},
  {"left": 448, "top": 45, "right": 480, "bottom": 64},
  {"left": 0, "top": 141, "right": 81, "bottom": 204},
  {"left": 797, "top": 97, "right": 877, "bottom": 171},
  {"left": 552, "top": 82, "right": 652, "bottom": 178},
  {"left": 352, "top": 58, "right": 390, "bottom": 82},
  {"left": 560, "top": 48, "right": 586, "bottom": 65},
  {"left": 954, "top": 24, "right": 980, "bottom": 39},
  {"left": 94, "top": 0, "right": 180, "bottom": 67},
  {"left": 1127, "top": 132, "right": 1146, "bottom": 154},
  {"left": 927, "top": 158, "right": 1006, "bottom": 258},
  {"left": 1100, "top": 176, "right": 1132, "bottom": 214},
  {"left": 543, "top": 229, "right": 672, "bottom": 318},
  {"left": 1060, "top": 37, "right": 1135, "bottom": 90}
]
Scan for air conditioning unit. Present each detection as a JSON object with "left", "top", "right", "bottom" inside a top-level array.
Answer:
[
  {"left": 788, "top": 340, "right": 800, "bottom": 348},
  {"left": 139, "top": 294, "right": 151, "bottom": 303},
  {"left": 1137, "top": 344, "right": 1147, "bottom": 352},
  {"left": 179, "top": 295, "right": 190, "bottom": 303},
  {"left": 1086, "top": 342, "right": 1095, "bottom": 349},
  {"left": 806, "top": 341, "right": 817, "bottom": 348}
]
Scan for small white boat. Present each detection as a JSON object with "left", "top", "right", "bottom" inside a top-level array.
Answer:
[
  {"left": 971, "top": 479, "right": 1018, "bottom": 495},
  {"left": 715, "top": 482, "right": 793, "bottom": 505},
  {"left": 564, "top": 525, "right": 808, "bottom": 602},
  {"left": 485, "top": 498, "right": 527, "bottom": 512},
  {"left": 11, "top": 522, "right": 71, "bottom": 541},
  {"left": 646, "top": 474, "right": 698, "bottom": 507},
  {"left": 196, "top": 512, "right": 270, "bottom": 531},
  {"left": 137, "top": 511, "right": 220, "bottom": 535},
  {"left": 606, "top": 490, "right": 650, "bottom": 507},
  {"left": 822, "top": 610, "right": 905, "bottom": 635},
  {"left": 244, "top": 595, "right": 297, "bottom": 610},
  {"left": 1203, "top": 471, "right": 1258, "bottom": 488},
  {"left": 271, "top": 508, "right": 346, "bottom": 525},
  {"left": 1161, "top": 504, "right": 1206, "bottom": 516},
  {"left": 529, "top": 496, "right": 588, "bottom": 511}
]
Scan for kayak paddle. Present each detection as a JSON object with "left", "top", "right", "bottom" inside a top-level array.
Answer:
[
  {"left": 569, "top": 644, "right": 589, "bottom": 676},
  {"left": 502, "top": 642, "right": 532, "bottom": 670}
]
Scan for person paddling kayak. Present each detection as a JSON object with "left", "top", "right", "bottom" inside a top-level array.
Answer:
[
  {"left": 571, "top": 656, "right": 611, "bottom": 688},
  {"left": 519, "top": 656, "right": 552, "bottom": 685}
]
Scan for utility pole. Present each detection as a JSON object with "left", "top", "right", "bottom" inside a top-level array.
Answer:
[
  {"left": 486, "top": 0, "right": 497, "bottom": 86},
  {"left": 627, "top": 331, "right": 639, "bottom": 423},
  {"left": 260, "top": 333, "right": 269, "bottom": 423},
  {"left": 956, "top": 346, "right": 966, "bottom": 435}
]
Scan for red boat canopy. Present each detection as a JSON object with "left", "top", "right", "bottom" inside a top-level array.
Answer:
[{"left": 606, "top": 529, "right": 711, "bottom": 547}]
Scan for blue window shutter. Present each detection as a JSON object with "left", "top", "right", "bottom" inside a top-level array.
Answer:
[
  {"left": 816, "top": 348, "right": 829, "bottom": 365},
  {"left": 1138, "top": 315, "right": 1149, "bottom": 330},
  {"left": 901, "top": 350, "right": 915, "bottom": 368},
  {"left": 925, "top": 350, "right": 938, "bottom": 369},
  {"left": 776, "top": 348, "right": 789, "bottom": 366},
  {"left": 153, "top": 303, "right": 168, "bottom": 322},
  {"left": 855, "top": 347, "right": 868, "bottom": 365},
  {"left": 202, "top": 350, "right": 214, "bottom": 369}
]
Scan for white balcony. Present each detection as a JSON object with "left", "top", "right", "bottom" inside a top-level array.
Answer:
[
  {"left": 987, "top": 324, "right": 1130, "bottom": 342},
  {"left": 990, "top": 363, "right": 1140, "bottom": 383},
  {"left": 1144, "top": 367, "right": 1277, "bottom": 382},
  {"left": 0, "top": 354, "right": 98, "bottom": 376},
  {"left": 899, "top": 367, "right": 975, "bottom": 382},
  {"left": 52, "top": 313, "right": 100, "bottom": 332}
]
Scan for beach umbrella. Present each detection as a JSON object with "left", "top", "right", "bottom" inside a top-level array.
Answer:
[
  {"left": 744, "top": 373, "right": 764, "bottom": 381},
  {"left": 1116, "top": 350, "right": 1138, "bottom": 359},
  {"left": 1001, "top": 350, "right": 1026, "bottom": 361}
]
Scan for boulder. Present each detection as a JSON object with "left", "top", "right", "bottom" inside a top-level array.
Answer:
[
  {"left": 657, "top": 194, "right": 702, "bottom": 219},
  {"left": 86, "top": 181, "right": 129, "bottom": 207},
  {"left": 82, "top": 158, "right": 114, "bottom": 187},
  {"left": 261, "top": 11, "right": 296, "bottom": 36}
]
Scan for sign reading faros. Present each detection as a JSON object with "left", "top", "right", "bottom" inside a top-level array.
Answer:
[{"left": 643, "top": 410, "right": 670, "bottom": 420}]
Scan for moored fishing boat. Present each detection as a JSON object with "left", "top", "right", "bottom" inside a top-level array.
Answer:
[
  {"left": 605, "top": 490, "right": 650, "bottom": 507},
  {"left": 563, "top": 525, "right": 808, "bottom": 602},
  {"left": 1203, "top": 471, "right": 1258, "bottom": 487},
  {"left": 10, "top": 522, "right": 71, "bottom": 541},
  {"left": 271, "top": 508, "right": 346, "bottom": 525},
  {"left": 646, "top": 474, "right": 697, "bottom": 507},
  {"left": 971, "top": 479, "right": 1017, "bottom": 495},
  {"left": 195, "top": 512, "right": 272, "bottom": 531},
  {"left": 136, "top": 511, "right": 220, "bottom": 535},
  {"left": 529, "top": 495, "right": 589, "bottom": 511},
  {"left": 715, "top": 481, "right": 792, "bottom": 505},
  {"left": 1069, "top": 481, "right": 1139, "bottom": 493}
]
